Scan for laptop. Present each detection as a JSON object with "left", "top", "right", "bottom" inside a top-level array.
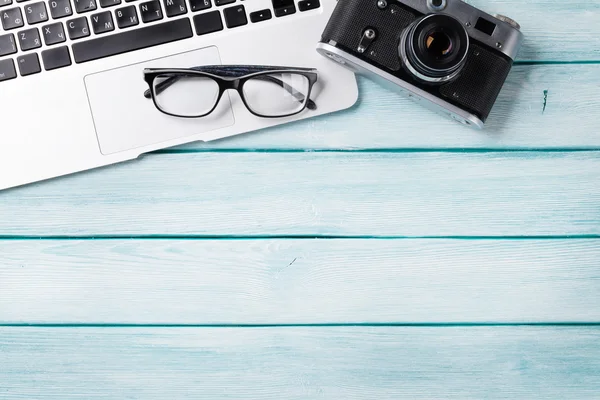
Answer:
[{"left": 0, "top": 0, "right": 358, "bottom": 190}]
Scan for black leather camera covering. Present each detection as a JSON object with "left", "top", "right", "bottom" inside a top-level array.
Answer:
[
  {"left": 439, "top": 43, "right": 512, "bottom": 122},
  {"left": 321, "top": 0, "right": 514, "bottom": 122},
  {"left": 322, "top": 0, "right": 418, "bottom": 71}
]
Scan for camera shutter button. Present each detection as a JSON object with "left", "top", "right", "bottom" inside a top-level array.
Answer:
[{"left": 427, "top": 0, "right": 446, "bottom": 11}]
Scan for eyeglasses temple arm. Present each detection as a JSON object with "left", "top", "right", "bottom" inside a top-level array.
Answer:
[{"left": 144, "top": 74, "right": 317, "bottom": 110}]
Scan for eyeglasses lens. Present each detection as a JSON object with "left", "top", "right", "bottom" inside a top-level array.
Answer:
[
  {"left": 242, "top": 73, "right": 310, "bottom": 117},
  {"left": 153, "top": 73, "right": 220, "bottom": 117}
]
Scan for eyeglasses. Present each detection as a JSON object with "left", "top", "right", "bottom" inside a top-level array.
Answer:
[{"left": 143, "top": 65, "right": 319, "bottom": 119}]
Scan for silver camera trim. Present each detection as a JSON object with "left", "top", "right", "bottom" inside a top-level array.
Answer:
[{"left": 317, "top": 42, "right": 484, "bottom": 129}]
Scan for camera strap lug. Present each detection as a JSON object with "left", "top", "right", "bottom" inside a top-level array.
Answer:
[{"left": 357, "top": 28, "right": 376, "bottom": 53}]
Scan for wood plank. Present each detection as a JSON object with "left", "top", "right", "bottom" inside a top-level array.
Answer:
[
  {"left": 467, "top": 0, "right": 600, "bottom": 62},
  {"left": 180, "top": 65, "right": 600, "bottom": 150},
  {"left": 1, "top": 327, "right": 599, "bottom": 399},
  {"left": 1, "top": 152, "right": 598, "bottom": 236},
  {"left": 1, "top": 239, "right": 599, "bottom": 324}
]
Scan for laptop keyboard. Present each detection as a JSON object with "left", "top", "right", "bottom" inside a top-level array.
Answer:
[{"left": 0, "top": 0, "right": 321, "bottom": 81}]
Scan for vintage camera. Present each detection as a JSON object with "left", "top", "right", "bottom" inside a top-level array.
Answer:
[{"left": 316, "top": 0, "right": 524, "bottom": 128}]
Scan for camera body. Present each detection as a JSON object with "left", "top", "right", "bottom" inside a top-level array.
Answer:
[{"left": 316, "top": 0, "right": 524, "bottom": 128}]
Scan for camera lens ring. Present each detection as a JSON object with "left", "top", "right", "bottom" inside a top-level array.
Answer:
[{"left": 399, "top": 13, "right": 469, "bottom": 84}]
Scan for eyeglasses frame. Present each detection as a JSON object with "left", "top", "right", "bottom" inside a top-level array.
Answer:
[{"left": 143, "top": 65, "right": 319, "bottom": 119}]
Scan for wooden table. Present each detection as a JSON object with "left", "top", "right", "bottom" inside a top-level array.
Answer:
[{"left": 1, "top": 1, "right": 599, "bottom": 397}]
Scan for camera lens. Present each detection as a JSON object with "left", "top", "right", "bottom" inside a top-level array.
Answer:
[
  {"left": 424, "top": 31, "right": 453, "bottom": 57},
  {"left": 400, "top": 14, "right": 469, "bottom": 83}
]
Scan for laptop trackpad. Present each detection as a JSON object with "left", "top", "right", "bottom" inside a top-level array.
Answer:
[{"left": 84, "top": 46, "right": 234, "bottom": 155}]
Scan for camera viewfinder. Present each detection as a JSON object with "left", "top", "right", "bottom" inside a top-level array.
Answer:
[{"left": 474, "top": 17, "right": 497, "bottom": 36}]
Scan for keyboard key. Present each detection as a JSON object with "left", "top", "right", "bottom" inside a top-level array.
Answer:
[
  {"left": 214, "top": 0, "right": 233, "bottom": 5},
  {"left": 42, "top": 45, "right": 71, "bottom": 70},
  {"left": 49, "top": 0, "right": 73, "bottom": 19},
  {"left": 0, "top": 58, "right": 16, "bottom": 82},
  {"left": 18, "top": 27, "right": 41, "bottom": 50},
  {"left": 24, "top": 2, "right": 48, "bottom": 24},
  {"left": 17, "top": 52, "right": 41, "bottom": 76},
  {"left": 163, "top": 0, "right": 185, "bottom": 17},
  {"left": 66, "top": 16, "right": 90, "bottom": 39},
  {"left": 16, "top": 0, "right": 30, "bottom": 2},
  {"left": 223, "top": 4, "right": 245, "bottom": 28},
  {"left": 91, "top": 10, "right": 114, "bottom": 33},
  {"left": 272, "top": 0, "right": 295, "bottom": 17},
  {"left": 0, "top": 0, "right": 12, "bottom": 7},
  {"left": 42, "top": 22, "right": 66, "bottom": 45},
  {"left": 74, "top": 0, "right": 97, "bottom": 13},
  {"left": 193, "top": 9, "right": 221, "bottom": 35},
  {"left": 298, "top": 0, "right": 319, "bottom": 11},
  {"left": 72, "top": 18, "right": 192, "bottom": 63},
  {"left": 139, "top": 0, "right": 161, "bottom": 22},
  {"left": 249, "top": 9, "right": 271, "bottom": 23},
  {"left": 189, "top": 0, "right": 209, "bottom": 12},
  {"left": 115, "top": 4, "right": 138, "bottom": 27},
  {"left": 0, "top": 33, "right": 17, "bottom": 56},
  {"left": 1, "top": 7, "right": 24, "bottom": 30},
  {"left": 99, "top": 0, "right": 120, "bottom": 6}
]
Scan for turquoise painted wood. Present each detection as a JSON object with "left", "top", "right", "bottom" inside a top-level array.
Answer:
[
  {"left": 181, "top": 66, "right": 600, "bottom": 150},
  {"left": 464, "top": 0, "right": 600, "bottom": 62},
  {"left": 1, "top": 152, "right": 598, "bottom": 236},
  {"left": 1, "top": 240, "right": 599, "bottom": 324},
  {"left": 1, "top": 0, "right": 599, "bottom": 397},
  {"left": 1, "top": 327, "right": 600, "bottom": 399}
]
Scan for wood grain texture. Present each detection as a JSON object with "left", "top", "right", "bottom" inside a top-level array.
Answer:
[
  {"left": 1, "top": 152, "right": 598, "bottom": 236},
  {"left": 176, "top": 68, "right": 600, "bottom": 153},
  {"left": 466, "top": 0, "right": 600, "bottom": 62},
  {"left": 1, "top": 239, "right": 600, "bottom": 324},
  {"left": 1, "top": 327, "right": 599, "bottom": 399},
  {"left": 1, "top": 1, "right": 597, "bottom": 396}
]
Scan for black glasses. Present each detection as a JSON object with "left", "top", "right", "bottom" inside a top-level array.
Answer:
[{"left": 143, "top": 65, "right": 319, "bottom": 119}]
